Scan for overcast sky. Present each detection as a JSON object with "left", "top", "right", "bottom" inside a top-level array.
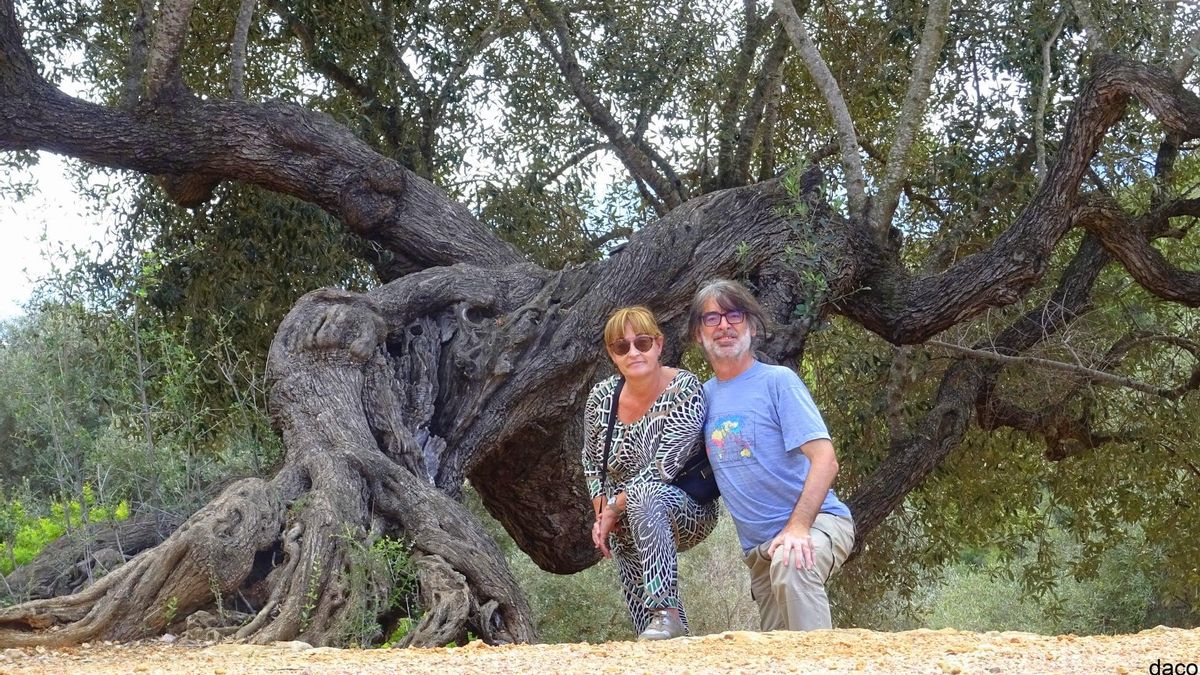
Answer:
[{"left": 0, "top": 153, "right": 107, "bottom": 319}]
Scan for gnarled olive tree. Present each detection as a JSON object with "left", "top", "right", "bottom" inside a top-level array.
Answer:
[{"left": 1, "top": 0, "right": 1198, "bottom": 647}]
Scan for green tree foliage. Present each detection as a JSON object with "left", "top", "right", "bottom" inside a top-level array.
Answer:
[
  {"left": 810, "top": 310, "right": 1200, "bottom": 628},
  {"left": 100, "top": 183, "right": 374, "bottom": 412},
  {"left": 0, "top": 293, "right": 282, "bottom": 516}
]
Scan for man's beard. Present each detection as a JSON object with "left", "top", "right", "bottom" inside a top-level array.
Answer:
[{"left": 701, "top": 327, "right": 752, "bottom": 361}]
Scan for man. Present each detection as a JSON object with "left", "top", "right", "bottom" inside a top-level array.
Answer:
[{"left": 690, "top": 279, "right": 855, "bottom": 631}]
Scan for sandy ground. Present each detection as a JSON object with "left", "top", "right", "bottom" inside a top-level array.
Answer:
[{"left": 1, "top": 626, "right": 1197, "bottom": 674}]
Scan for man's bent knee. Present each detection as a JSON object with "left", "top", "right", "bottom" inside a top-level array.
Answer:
[{"left": 768, "top": 533, "right": 835, "bottom": 585}]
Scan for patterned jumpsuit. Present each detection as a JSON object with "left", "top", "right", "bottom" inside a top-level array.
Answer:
[{"left": 582, "top": 370, "right": 719, "bottom": 635}]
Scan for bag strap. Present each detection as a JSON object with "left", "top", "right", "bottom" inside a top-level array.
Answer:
[{"left": 599, "top": 377, "right": 625, "bottom": 498}]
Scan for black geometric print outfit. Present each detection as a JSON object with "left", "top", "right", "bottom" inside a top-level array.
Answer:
[{"left": 582, "top": 370, "right": 718, "bottom": 635}]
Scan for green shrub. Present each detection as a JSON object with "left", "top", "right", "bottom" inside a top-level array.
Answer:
[
  {"left": 381, "top": 617, "right": 415, "bottom": 647},
  {"left": 0, "top": 302, "right": 281, "bottom": 527},
  {"left": 507, "top": 543, "right": 631, "bottom": 644},
  {"left": 338, "top": 532, "right": 420, "bottom": 647},
  {"left": 677, "top": 510, "right": 758, "bottom": 635},
  {"left": 924, "top": 526, "right": 1156, "bottom": 635},
  {"left": 925, "top": 565, "right": 1052, "bottom": 633},
  {"left": 0, "top": 485, "right": 130, "bottom": 575}
]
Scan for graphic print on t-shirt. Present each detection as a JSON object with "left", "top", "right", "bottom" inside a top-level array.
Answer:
[{"left": 707, "top": 414, "right": 753, "bottom": 461}]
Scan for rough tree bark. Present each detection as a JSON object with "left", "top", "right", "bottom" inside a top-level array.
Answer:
[{"left": 1, "top": 0, "right": 1199, "bottom": 649}]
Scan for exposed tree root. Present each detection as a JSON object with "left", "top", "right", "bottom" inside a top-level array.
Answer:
[{"left": 0, "top": 478, "right": 281, "bottom": 646}]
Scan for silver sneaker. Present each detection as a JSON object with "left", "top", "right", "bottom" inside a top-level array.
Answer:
[{"left": 637, "top": 609, "right": 685, "bottom": 641}]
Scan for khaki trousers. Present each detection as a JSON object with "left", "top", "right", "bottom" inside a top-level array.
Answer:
[{"left": 743, "top": 512, "right": 855, "bottom": 631}]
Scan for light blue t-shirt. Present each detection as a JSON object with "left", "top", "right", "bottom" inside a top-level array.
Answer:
[{"left": 703, "top": 360, "right": 851, "bottom": 552}]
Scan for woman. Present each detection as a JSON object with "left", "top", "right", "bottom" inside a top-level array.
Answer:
[{"left": 582, "top": 306, "right": 718, "bottom": 640}]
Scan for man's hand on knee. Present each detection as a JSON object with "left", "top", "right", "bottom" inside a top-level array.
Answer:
[{"left": 767, "top": 525, "right": 815, "bottom": 570}]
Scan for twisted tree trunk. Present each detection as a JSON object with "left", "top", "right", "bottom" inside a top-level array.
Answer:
[{"left": 0, "top": 176, "right": 839, "bottom": 646}]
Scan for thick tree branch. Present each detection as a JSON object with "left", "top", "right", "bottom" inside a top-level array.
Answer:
[
  {"left": 121, "top": 0, "right": 156, "bottom": 108},
  {"left": 713, "top": 1, "right": 766, "bottom": 178},
  {"left": 0, "top": 0, "right": 37, "bottom": 90},
  {"left": 1076, "top": 199, "right": 1200, "bottom": 306},
  {"left": 756, "top": 57, "right": 784, "bottom": 181},
  {"left": 229, "top": 0, "right": 257, "bottom": 100},
  {"left": 867, "top": 0, "right": 952, "bottom": 231},
  {"left": 848, "top": 233, "right": 1111, "bottom": 539},
  {"left": 143, "top": 0, "right": 198, "bottom": 102},
  {"left": 1165, "top": 198, "right": 1200, "bottom": 219},
  {"left": 715, "top": 4, "right": 777, "bottom": 189},
  {"left": 838, "top": 56, "right": 1200, "bottom": 344},
  {"left": 773, "top": 0, "right": 868, "bottom": 221},
  {"left": 0, "top": 95, "right": 523, "bottom": 279},
  {"left": 1, "top": 0, "right": 523, "bottom": 278}
]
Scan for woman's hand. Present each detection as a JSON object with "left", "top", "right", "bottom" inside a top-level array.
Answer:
[
  {"left": 593, "top": 506, "right": 622, "bottom": 558},
  {"left": 590, "top": 520, "right": 606, "bottom": 556}
]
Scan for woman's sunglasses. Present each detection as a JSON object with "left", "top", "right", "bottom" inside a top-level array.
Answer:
[{"left": 609, "top": 334, "right": 656, "bottom": 356}]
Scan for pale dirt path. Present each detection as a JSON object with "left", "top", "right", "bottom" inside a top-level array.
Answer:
[{"left": 1, "top": 627, "right": 1197, "bottom": 674}]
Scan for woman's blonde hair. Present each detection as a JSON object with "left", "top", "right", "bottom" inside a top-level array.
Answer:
[{"left": 603, "top": 306, "right": 662, "bottom": 347}]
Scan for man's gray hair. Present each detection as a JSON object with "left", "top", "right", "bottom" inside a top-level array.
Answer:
[{"left": 688, "top": 279, "right": 767, "bottom": 338}]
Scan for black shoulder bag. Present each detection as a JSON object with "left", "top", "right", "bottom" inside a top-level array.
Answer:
[{"left": 671, "top": 446, "right": 720, "bottom": 505}]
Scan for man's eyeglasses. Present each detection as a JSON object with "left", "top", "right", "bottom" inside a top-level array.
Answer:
[
  {"left": 609, "top": 335, "right": 656, "bottom": 356},
  {"left": 701, "top": 310, "right": 746, "bottom": 327}
]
